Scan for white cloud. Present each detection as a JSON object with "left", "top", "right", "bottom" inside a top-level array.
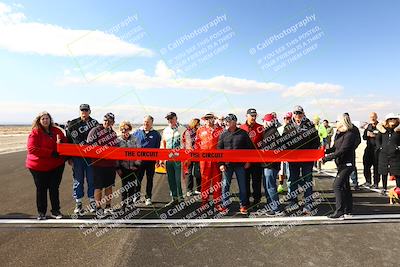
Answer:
[
  {"left": 282, "top": 82, "right": 343, "bottom": 98},
  {"left": 309, "top": 97, "right": 395, "bottom": 122},
  {"left": 0, "top": 2, "right": 153, "bottom": 57},
  {"left": 155, "top": 60, "right": 176, "bottom": 78},
  {"left": 58, "top": 60, "right": 285, "bottom": 94}
]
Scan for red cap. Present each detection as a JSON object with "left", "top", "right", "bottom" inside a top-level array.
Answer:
[
  {"left": 262, "top": 113, "right": 274, "bottom": 122},
  {"left": 284, "top": 112, "right": 293, "bottom": 119}
]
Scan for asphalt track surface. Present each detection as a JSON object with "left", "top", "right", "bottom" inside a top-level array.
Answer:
[{"left": 1, "top": 151, "right": 399, "bottom": 267}]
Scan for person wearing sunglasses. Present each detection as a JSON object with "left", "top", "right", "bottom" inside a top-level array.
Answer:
[
  {"left": 66, "top": 104, "right": 99, "bottom": 215},
  {"left": 117, "top": 121, "right": 141, "bottom": 211},
  {"left": 282, "top": 105, "right": 320, "bottom": 215},
  {"left": 87, "top": 113, "right": 118, "bottom": 217}
]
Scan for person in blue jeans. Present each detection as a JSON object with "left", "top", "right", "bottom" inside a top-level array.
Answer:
[
  {"left": 282, "top": 106, "right": 320, "bottom": 215},
  {"left": 259, "top": 113, "right": 285, "bottom": 216},
  {"left": 66, "top": 104, "right": 99, "bottom": 214},
  {"left": 218, "top": 114, "right": 253, "bottom": 215}
]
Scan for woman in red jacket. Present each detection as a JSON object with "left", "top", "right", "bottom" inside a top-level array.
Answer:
[{"left": 26, "top": 111, "right": 67, "bottom": 220}]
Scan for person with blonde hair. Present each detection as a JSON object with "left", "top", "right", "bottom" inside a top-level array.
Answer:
[
  {"left": 26, "top": 111, "right": 68, "bottom": 220},
  {"left": 117, "top": 120, "right": 141, "bottom": 211},
  {"left": 322, "top": 113, "right": 357, "bottom": 218},
  {"left": 376, "top": 113, "right": 400, "bottom": 194}
]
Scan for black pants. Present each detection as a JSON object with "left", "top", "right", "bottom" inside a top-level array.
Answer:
[
  {"left": 120, "top": 167, "right": 138, "bottom": 205},
  {"left": 376, "top": 174, "right": 388, "bottom": 190},
  {"left": 363, "top": 147, "right": 379, "bottom": 184},
  {"left": 137, "top": 161, "right": 156, "bottom": 199},
  {"left": 186, "top": 161, "right": 201, "bottom": 192},
  {"left": 245, "top": 164, "right": 263, "bottom": 203},
  {"left": 29, "top": 164, "right": 65, "bottom": 214},
  {"left": 333, "top": 166, "right": 353, "bottom": 214}
]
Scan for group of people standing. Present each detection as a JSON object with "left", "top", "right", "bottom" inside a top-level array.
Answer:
[
  {"left": 26, "top": 104, "right": 161, "bottom": 219},
  {"left": 322, "top": 112, "right": 400, "bottom": 218},
  {"left": 362, "top": 112, "right": 400, "bottom": 194},
  {"left": 25, "top": 103, "right": 400, "bottom": 220}
]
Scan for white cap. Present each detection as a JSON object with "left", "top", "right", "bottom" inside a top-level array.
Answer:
[{"left": 385, "top": 113, "right": 398, "bottom": 120}]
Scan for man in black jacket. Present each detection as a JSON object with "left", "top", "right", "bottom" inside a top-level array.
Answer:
[
  {"left": 218, "top": 114, "right": 253, "bottom": 215},
  {"left": 282, "top": 106, "right": 320, "bottom": 215},
  {"left": 66, "top": 104, "right": 99, "bottom": 214},
  {"left": 362, "top": 112, "right": 379, "bottom": 187}
]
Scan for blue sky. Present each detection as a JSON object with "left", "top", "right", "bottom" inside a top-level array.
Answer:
[{"left": 0, "top": 0, "right": 399, "bottom": 124}]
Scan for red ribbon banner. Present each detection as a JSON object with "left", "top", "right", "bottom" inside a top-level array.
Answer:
[{"left": 57, "top": 144, "right": 324, "bottom": 162}]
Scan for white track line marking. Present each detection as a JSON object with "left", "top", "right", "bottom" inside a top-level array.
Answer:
[{"left": 1, "top": 214, "right": 400, "bottom": 228}]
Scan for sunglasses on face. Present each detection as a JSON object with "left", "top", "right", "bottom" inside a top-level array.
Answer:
[
  {"left": 121, "top": 128, "right": 131, "bottom": 132},
  {"left": 250, "top": 114, "right": 257, "bottom": 118},
  {"left": 81, "top": 109, "right": 89, "bottom": 112},
  {"left": 294, "top": 111, "right": 303, "bottom": 115}
]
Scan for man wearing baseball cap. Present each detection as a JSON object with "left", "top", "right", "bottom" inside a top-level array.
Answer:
[
  {"left": 195, "top": 113, "right": 225, "bottom": 211},
  {"left": 282, "top": 105, "right": 320, "bottom": 215},
  {"left": 240, "top": 108, "right": 264, "bottom": 208},
  {"left": 66, "top": 104, "right": 99, "bottom": 214},
  {"left": 161, "top": 112, "right": 186, "bottom": 207},
  {"left": 218, "top": 113, "right": 253, "bottom": 214}
]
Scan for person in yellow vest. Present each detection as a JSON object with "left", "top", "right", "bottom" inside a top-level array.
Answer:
[{"left": 313, "top": 115, "right": 328, "bottom": 173}]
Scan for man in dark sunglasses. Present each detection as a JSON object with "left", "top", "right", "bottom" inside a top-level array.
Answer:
[{"left": 282, "top": 105, "right": 320, "bottom": 215}]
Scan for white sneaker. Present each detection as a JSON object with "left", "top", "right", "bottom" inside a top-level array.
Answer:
[
  {"left": 145, "top": 198, "right": 152, "bottom": 206},
  {"left": 194, "top": 190, "right": 201, "bottom": 195},
  {"left": 186, "top": 191, "right": 193, "bottom": 197}
]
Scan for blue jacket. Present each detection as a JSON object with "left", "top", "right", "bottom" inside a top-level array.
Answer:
[{"left": 133, "top": 127, "right": 161, "bottom": 149}]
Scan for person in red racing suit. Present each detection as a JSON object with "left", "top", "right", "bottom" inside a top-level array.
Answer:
[{"left": 195, "top": 113, "right": 224, "bottom": 209}]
